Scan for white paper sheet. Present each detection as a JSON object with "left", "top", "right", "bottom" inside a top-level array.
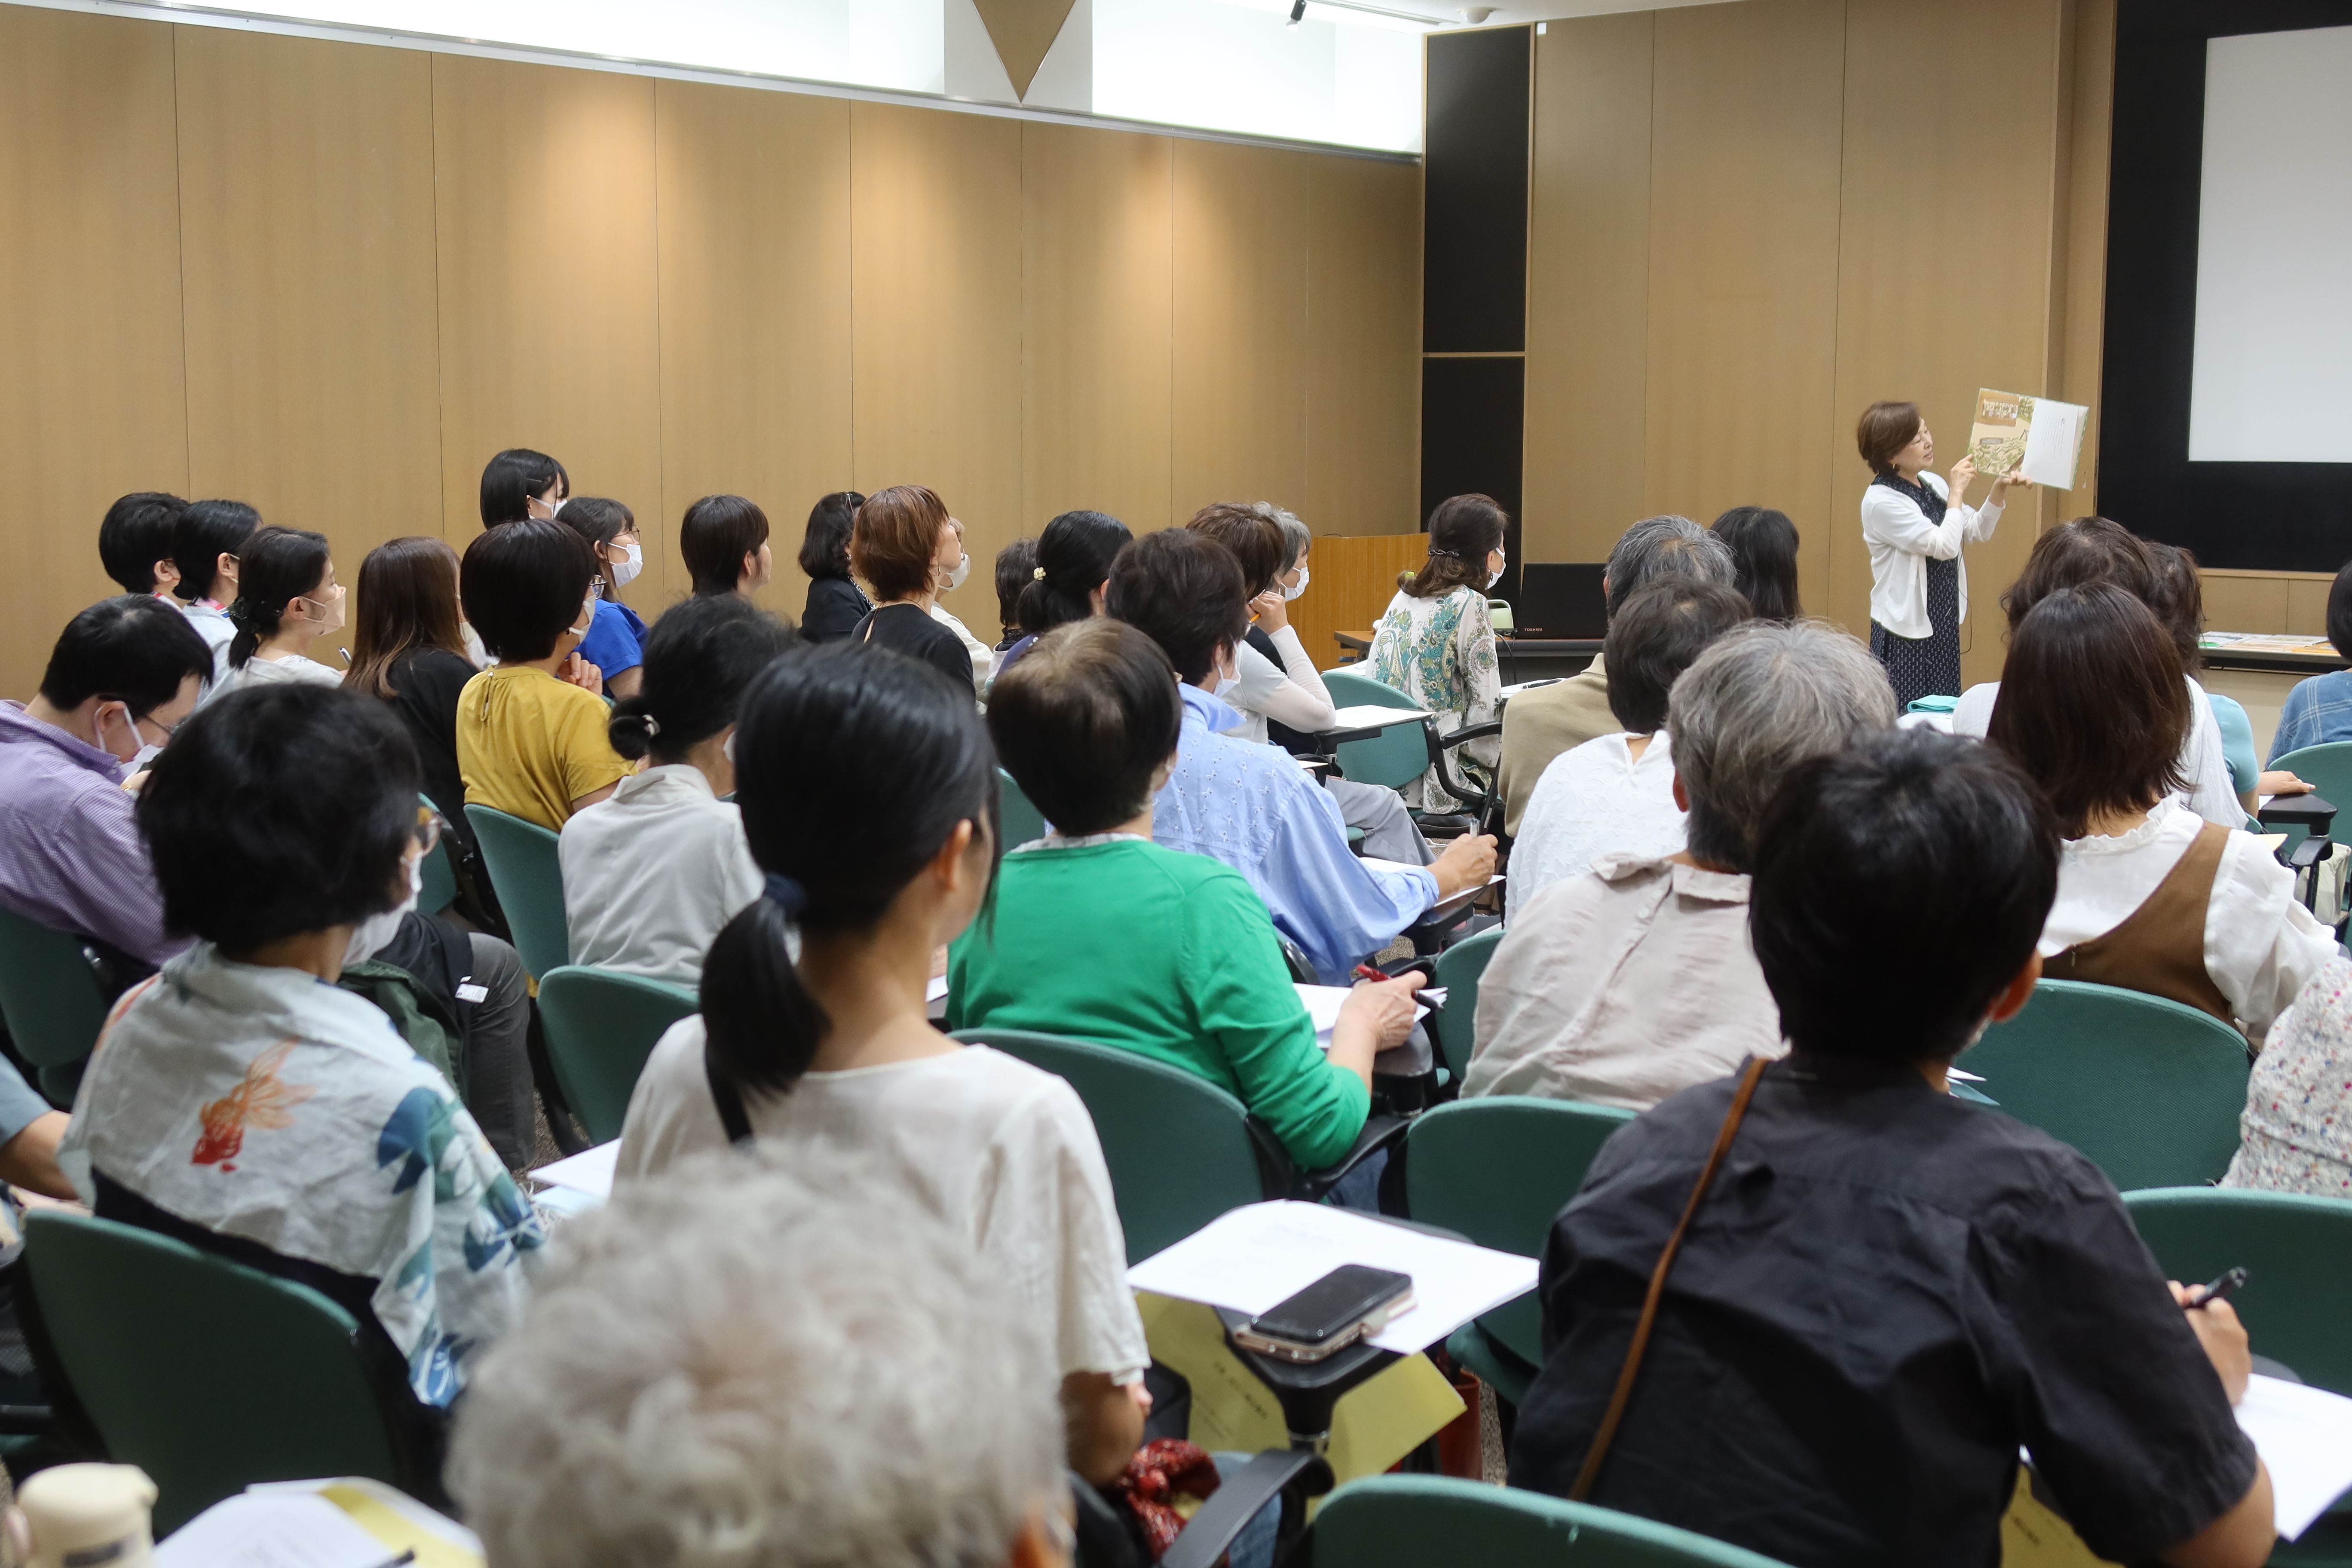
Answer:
[
  {"left": 1357, "top": 855, "right": 1502, "bottom": 889},
  {"left": 1292, "top": 985, "right": 1433, "bottom": 1048},
  {"left": 1126, "top": 1200, "right": 1538, "bottom": 1355},
  {"left": 157, "top": 1492, "right": 399, "bottom": 1568},
  {"left": 1322, "top": 704, "right": 1429, "bottom": 733},
  {"left": 530, "top": 1139, "right": 619, "bottom": 1200},
  {"left": 925, "top": 973, "right": 950, "bottom": 1003},
  {"left": 2236, "top": 1374, "right": 2352, "bottom": 1538},
  {"left": 2018, "top": 396, "right": 2089, "bottom": 489}
]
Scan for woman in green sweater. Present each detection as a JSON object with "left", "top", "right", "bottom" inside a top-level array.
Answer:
[{"left": 949, "top": 617, "right": 1419, "bottom": 1170}]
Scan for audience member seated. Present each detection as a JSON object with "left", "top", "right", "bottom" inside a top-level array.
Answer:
[
  {"left": 1987, "top": 585, "right": 2334, "bottom": 1043},
  {"left": 1506, "top": 580, "right": 1752, "bottom": 920},
  {"left": 1470, "top": 620, "right": 1890, "bottom": 1107},
  {"left": 169, "top": 499, "right": 260, "bottom": 692},
  {"left": 62, "top": 683, "right": 542, "bottom": 1447},
  {"left": 1514, "top": 728, "right": 2276, "bottom": 1568},
  {"left": 1107, "top": 532, "right": 1495, "bottom": 985},
  {"left": 457, "top": 519, "right": 631, "bottom": 830},
  {"left": 2146, "top": 541, "right": 2307, "bottom": 813},
  {"left": 680, "top": 492, "right": 773, "bottom": 600},
  {"left": 2270, "top": 557, "right": 2352, "bottom": 762},
  {"left": 449, "top": 1146, "right": 1074, "bottom": 1568},
  {"left": 346, "top": 536, "right": 476, "bottom": 844},
  {"left": 0, "top": 597, "right": 209, "bottom": 971},
  {"left": 932, "top": 516, "right": 995, "bottom": 684},
  {"left": 951, "top": 618, "right": 1421, "bottom": 1170},
  {"left": 478, "top": 447, "right": 567, "bottom": 528},
  {"left": 1949, "top": 517, "right": 2241, "bottom": 828},
  {"left": 849, "top": 485, "right": 977, "bottom": 694},
  {"left": 796, "top": 488, "right": 870, "bottom": 643},
  {"left": 996, "top": 509, "right": 1133, "bottom": 677},
  {"left": 1498, "top": 514, "right": 1736, "bottom": 836},
  {"left": 993, "top": 535, "right": 1039, "bottom": 655},
  {"left": 217, "top": 526, "right": 346, "bottom": 692},
  {"left": 615, "top": 640, "right": 1150, "bottom": 1483},
  {"left": 97, "top": 491, "right": 186, "bottom": 598},
  {"left": 560, "top": 496, "right": 648, "bottom": 700},
  {"left": 562, "top": 597, "right": 785, "bottom": 988},
  {"left": 1708, "top": 505, "right": 1801, "bottom": 621},
  {"left": 2224, "top": 956, "right": 2352, "bottom": 1196},
  {"left": 1369, "top": 494, "right": 1506, "bottom": 814}
]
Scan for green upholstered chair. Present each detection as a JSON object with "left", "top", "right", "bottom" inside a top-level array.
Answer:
[
  {"left": 1961, "top": 980, "right": 2249, "bottom": 1192},
  {"left": 1403, "top": 1096, "right": 1634, "bottom": 1406},
  {"left": 1429, "top": 924, "right": 1506, "bottom": 1081},
  {"left": 2123, "top": 1186, "right": 2352, "bottom": 1396},
  {"left": 22, "top": 1211, "right": 420, "bottom": 1533},
  {"left": 1309, "top": 1475, "right": 1797, "bottom": 1568},
  {"left": 2266, "top": 742, "right": 2352, "bottom": 855},
  {"left": 463, "top": 805, "right": 568, "bottom": 981},
  {"left": 1321, "top": 668, "right": 1431, "bottom": 794},
  {"left": 999, "top": 767, "right": 1048, "bottom": 848},
  {"left": 0, "top": 905, "right": 112, "bottom": 1106},
  {"left": 536, "top": 965, "right": 699, "bottom": 1143}
]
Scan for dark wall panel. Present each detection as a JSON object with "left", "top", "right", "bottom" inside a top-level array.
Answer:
[
  {"left": 1421, "top": 355, "right": 1524, "bottom": 595},
  {"left": 1423, "top": 26, "right": 1530, "bottom": 353}
]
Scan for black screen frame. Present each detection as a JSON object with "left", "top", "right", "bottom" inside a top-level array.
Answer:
[{"left": 2098, "top": 0, "right": 2352, "bottom": 573}]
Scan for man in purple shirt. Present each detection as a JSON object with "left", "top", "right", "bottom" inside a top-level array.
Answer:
[{"left": 0, "top": 596, "right": 213, "bottom": 969}]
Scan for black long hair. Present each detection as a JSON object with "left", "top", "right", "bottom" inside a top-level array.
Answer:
[
  {"left": 226, "top": 526, "right": 333, "bottom": 669},
  {"left": 701, "top": 643, "right": 999, "bottom": 1102},
  {"left": 1709, "top": 506, "right": 1803, "bottom": 621},
  {"left": 610, "top": 596, "right": 795, "bottom": 764},
  {"left": 1015, "top": 510, "right": 1131, "bottom": 633}
]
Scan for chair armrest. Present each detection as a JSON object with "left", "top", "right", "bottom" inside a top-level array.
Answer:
[
  {"left": 1290, "top": 1114, "right": 1412, "bottom": 1203},
  {"left": 2290, "top": 836, "right": 2331, "bottom": 871},
  {"left": 1427, "top": 720, "right": 1504, "bottom": 838},
  {"left": 1160, "top": 1450, "right": 1333, "bottom": 1568}
]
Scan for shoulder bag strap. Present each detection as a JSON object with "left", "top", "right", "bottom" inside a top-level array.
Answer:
[
  {"left": 702, "top": 1036, "right": 757, "bottom": 1149},
  {"left": 1568, "top": 1053, "right": 1770, "bottom": 1501}
]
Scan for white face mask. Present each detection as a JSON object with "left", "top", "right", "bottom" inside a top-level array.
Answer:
[
  {"left": 943, "top": 551, "right": 970, "bottom": 592},
  {"left": 609, "top": 539, "right": 644, "bottom": 588},
  {"left": 343, "top": 852, "right": 423, "bottom": 969},
  {"left": 1488, "top": 550, "right": 1507, "bottom": 591},
  {"left": 569, "top": 595, "right": 597, "bottom": 639},
  {"left": 1282, "top": 564, "right": 1311, "bottom": 601}
]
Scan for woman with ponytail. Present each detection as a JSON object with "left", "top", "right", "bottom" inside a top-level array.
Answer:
[
  {"left": 559, "top": 597, "right": 787, "bottom": 987},
  {"left": 218, "top": 526, "right": 346, "bottom": 693},
  {"left": 992, "top": 508, "right": 1132, "bottom": 679},
  {"left": 615, "top": 640, "right": 1150, "bottom": 1485}
]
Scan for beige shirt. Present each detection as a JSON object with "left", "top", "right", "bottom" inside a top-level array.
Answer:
[
  {"left": 1465, "top": 851, "right": 1785, "bottom": 1109},
  {"left": 1497, "top": 652, "right": 1615, "bottom": 837}
]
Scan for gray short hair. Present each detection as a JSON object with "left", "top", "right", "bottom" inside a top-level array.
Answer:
[
  {"left": 1256, "top": 503, "right": 1311, "bottom": 573},
  {"left": 1606, "top": 515, "right": 1736, "bottom": 616},
  {"left": 447, "top": 1144, "right": 1063, "bottom": 1568},
  {"left": 1668, "top": 621, "right": 1897, "bottom": 871}
]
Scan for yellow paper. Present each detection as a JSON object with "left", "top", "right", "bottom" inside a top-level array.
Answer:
[
  {"left": 2001, "top": 1468, "right": 2120, "bottom": 1568},
  {"left": 320, "top": 1483, "right": 483, "bottom": 1568}
]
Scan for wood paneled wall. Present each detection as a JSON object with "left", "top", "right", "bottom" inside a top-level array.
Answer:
[
  {"left": 0, "top": 6, "right": 1422, "bottom": 694},
  {"left": 1290, "top": 533, "right": 1433, "bottom": 670},
  {"left": 1522, "top": 0, "right": 2117, "bottom": 686}
]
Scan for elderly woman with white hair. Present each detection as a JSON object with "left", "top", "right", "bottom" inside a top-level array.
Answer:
[
  {"left": 1465, "top": 620, "right": 1896, "bottom": 1108},
  {"left": 448, "top": 1145, "right": 1077, "bottom": 1568}
]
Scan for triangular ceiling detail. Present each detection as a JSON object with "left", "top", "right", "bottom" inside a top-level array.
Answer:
[{"left": 970, "top": 0, "right": 1079, "bottom": 98}]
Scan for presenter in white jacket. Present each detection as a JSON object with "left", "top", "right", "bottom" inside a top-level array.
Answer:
[{"left": 1856, "top": 399, "right": 2024, "bottom": 707}]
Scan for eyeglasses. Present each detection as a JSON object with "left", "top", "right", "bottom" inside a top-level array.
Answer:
[{"left": 414, "top": 805, "right": 449, "bottom": 856}]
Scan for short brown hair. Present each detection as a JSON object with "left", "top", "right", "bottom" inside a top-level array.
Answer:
[
  {"left": 987, "top": 620, "right": 1182, "bottom": 837},
  {"left": 850, "top": 485, "right": 949, "bottom": 603},
  {"left": 1855, "top": 401, "right": 1921, "bottom": 475},
  {"left": 1184, "top": 503, "right": 1285, "bottom": 597},
  {"left": 2000, "top": 516, "right": 2159, "bottom": 632},
  {"left": 1985, "top": 585, "right": 2188, "bottom": 838},
  {"left": 2144, "top": 540, "right": 2205, "bottom": 670}
]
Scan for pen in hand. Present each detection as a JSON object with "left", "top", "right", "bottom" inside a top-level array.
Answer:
[{"left": 2186, "top": 1266, "right": 2248, "bottom": 1310}]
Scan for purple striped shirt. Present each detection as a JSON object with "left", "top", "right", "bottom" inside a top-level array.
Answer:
[{"left": 0, "top": 703, "right": 185, "bottom": 966}]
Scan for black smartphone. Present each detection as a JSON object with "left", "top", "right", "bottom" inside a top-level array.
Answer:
[{"left": 1231, "top": 1265, "right": 1415, "bottom": 1363}]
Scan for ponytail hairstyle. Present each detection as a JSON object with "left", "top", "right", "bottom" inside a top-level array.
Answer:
[
  {"left": 609, "top": 595, "right": 795, "bottom": 763},
  {"left": 226, "top": 526, "right": 333, "bottom": 669},
  {"left": 1401, "top": 494, "right": 1506, "bottom": 598},
  {"left": 1015, "top": 510, "right": 1131, "bottom": 633},
  {"left": 700, "top": 642, "right": 999, "bottom": 1103}
]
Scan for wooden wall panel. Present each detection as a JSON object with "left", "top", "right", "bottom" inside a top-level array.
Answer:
[
  {"left": 850, "top": 101, "right": 1025, "bottom": 581},
  {"left": 1304, "top": 154, "right": 1423, "bottom": 536},
  {"left": 1523, "top": 10, "right": 1654, "bottom": 567},
  {"left": 1292, "top": 533, "right": 1429, "bottom": 668},
  {"left": 430, "top": 56, "right": 662, "bottom": 541},
  {"left": 1642, "top": 0, "right": 1845, "bottom": 600},
  {"left": 0, "top": 7, "right": 188, "bottom": 689},
  {"left": 175, "top": 27, "right": 441, "bottom": 597},
  {"left": 1019, "top": 122, "right": 1175, "bottom": 540},
  {"left": 2057, "top": 0, "right": 2117, "bottom": 522},
  {"left": 655, "top": 80, "right": 854, "bottom": 617},
  {"left": 1173, "top": 140, "right": 1310, "bottom": 519}
]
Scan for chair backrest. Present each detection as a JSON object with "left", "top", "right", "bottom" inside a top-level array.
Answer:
[
  {"left": 951, "top": 1027, "right": 1269, "bottom": 1262},
  {"left": 1404, "top": 1097, "right": 1635, "bottom": 1366},
  {"left": 536, "top": 966, "right": 700, "bottom": 1143},
  {"left": 1430, "top": 925, "right": 1506, "bottom": 1080},
  {"left": 1310, "top": 1475, "right": 1796, "bottom": 1567},
  {"left": 2267, "top": 742, "right": 2352, "bottom": 853},
  {"left": 417, "top": 794, "right": 458, "bottom": 915},
  {"left": 463, "top": 805, "right": 568, "bottom": 980},
  {"left": 2123, "top": 1186, "right": 2352, "bottom": 1396},
  {"left": 1322, "top": 669, "right": 1430, "bottom": 793},
  {"left": 24, "top": 1211, "right": 406, "bottom": 1533},
  {"left": 0, "top": 904, "right": 111, "bottom": 1099},
  {"left": 1962, "top": 980, "right": 2249, "bottom": 1191},
  {"left": 998, "top": 767, "right": 1048, "bottom": 848}
]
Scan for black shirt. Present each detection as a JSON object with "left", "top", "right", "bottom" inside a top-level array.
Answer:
[
  {"left": 853, "top": 603, "right": 977, "bottom": 694},
  {"left": 802, "top": 576, "right": 872, "bottom": 643},
  {"left": 380, "top": 648, "right": 478, "bottom": 846},
  {"left": 1513, "top": 1054, "right": 2257, "bottom": 1568}
]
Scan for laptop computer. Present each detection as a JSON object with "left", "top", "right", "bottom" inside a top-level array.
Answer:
[{"left": 1504, "top": 563, "right": 1608, "bottom": 639}]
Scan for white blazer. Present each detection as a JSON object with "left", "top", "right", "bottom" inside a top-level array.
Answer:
[{"left": 1861, "top": 472, "right": 2006, "bottom": 640}]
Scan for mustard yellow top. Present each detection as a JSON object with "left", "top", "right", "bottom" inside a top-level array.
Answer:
[{"left": 456, "top": 665, "right": 631, "bottom": 831}]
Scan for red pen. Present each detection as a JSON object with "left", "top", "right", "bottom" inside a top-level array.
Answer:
[{"left": 1352, "top": 963, "right": 1391, "bottom": 983}]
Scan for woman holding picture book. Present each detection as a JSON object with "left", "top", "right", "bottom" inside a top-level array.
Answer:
[{"left": 1856, "top": 400, "right": 2025, "bottom": 707}]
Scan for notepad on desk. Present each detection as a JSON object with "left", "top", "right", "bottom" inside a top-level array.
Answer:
[
  {"left": 2237, "top": 1374, "right": 2352, "bottom": 1538},
  {"left": 1293, "top": 983, "right": 1436, "bottom": 1044},
  {"left": 1320, "top": 704, "right": 1429, "bottom": 732},
  {"left": 1357, "top": 854, "right": 1503, "bottom": 889}
]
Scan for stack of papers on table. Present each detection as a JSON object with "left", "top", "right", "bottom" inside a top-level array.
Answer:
[
  {"left": 159, "top": 1477, "right": 481, "bottom": 1568},
  {"left": 1322, "top": 704, "right": 1428, "bottom": 732},
  {"left": 1129, "top": 1201, "right": 1537, "bottom": 1356}
]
